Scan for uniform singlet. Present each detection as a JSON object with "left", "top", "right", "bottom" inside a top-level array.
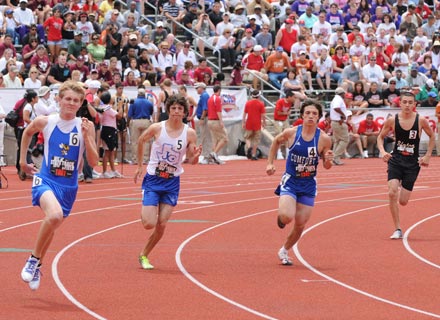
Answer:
[
  {"left": 393, "top": 113, "right": 419, "bottom": 160},
  {"left": 147, "top": 121, "right": 188, "bottom": 178},
  {"left": 38, "top": 114, "right": 84, "bottom": 185},
  {"left": 285, "top": 125, "right": 320, "bottom": 180}
]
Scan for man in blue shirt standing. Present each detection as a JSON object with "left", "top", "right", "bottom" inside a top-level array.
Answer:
[
  {"left": 193, "top": 82, "right": 212, "bottom": 164},
  {"left": 128, "top": 88, "right": 154, "bottom": 164}
]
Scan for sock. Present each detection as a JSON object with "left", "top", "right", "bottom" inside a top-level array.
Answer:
[{"left": 31, "top": 254, "right": 40, "bottom": 260}]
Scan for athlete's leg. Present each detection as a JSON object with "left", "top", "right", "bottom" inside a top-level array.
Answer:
[
  {"left": 32, "top": 191, "right": 64, "bottom": 260},
  {"left": 283, "top": 203, "right": 313, "bottom": 250},
  {"left": 388, "top": 179, "right": 401, "bottom": 230},
  {"left": 140, "top": 204, "right": 173, "bottom": 257},
  {"left": 278, "top": 194, "right": 296, "bottom": 227}
]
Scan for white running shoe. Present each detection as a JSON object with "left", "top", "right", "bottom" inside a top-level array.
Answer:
[
  {"left": 277, "top": 247, "right": 293, "bottom": 266},
  {"left": 112, "top": 170, "right": 123, "bottom": 178},
  {"left": 21, "top": 256, "right": 40, "bottom": 282},
  {"left": 390, "top": 229, "right": 403, "bottom": 239},
  {"left": 102, "top": 171, "right": 115, "bottom": 179},
  {"left": 29, "top": 267, "right": 41, "bottom": 291},
  {"left": 363, "top": 150, "right": 369, "bottom": 158}
]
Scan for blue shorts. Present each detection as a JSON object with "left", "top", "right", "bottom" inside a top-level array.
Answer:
[
  {"left": 31, "top": 175, "right": 78, "bottom": 217},
  {"left": 141, "top": 174, "right": 180, "bottom": 207},
  {"left": 274, "top": 173, "right": 316, "bottom": 207}
]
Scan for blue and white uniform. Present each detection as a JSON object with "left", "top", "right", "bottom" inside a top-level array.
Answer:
[
  {"left": 32, "top": 114, "right": 85, "bottom": 217},
  {"left": 142, "top": 121, "right": 188, "bottom": 207},
  {"left": 275, "top": 125, "right": 321, "bottom": 206}
]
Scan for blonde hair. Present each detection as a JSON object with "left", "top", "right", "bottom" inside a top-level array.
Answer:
[{"left": 58, "top": 80, "right": 85, "bottom": 100}]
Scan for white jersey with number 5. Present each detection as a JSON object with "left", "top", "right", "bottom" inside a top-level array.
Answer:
[{"left": 147, "top": 121, "right": 188, "bottom": 178}]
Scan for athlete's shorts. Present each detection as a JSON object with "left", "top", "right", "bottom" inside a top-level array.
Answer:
[
  {"left": 31, "top": 175, "right": 78, "bottom": 217},
  {"left": 274, "top": 183, "right": 315, "bottom": 207},
  {"left": 141, "top": 174, "right": 180, "bottom": 207},
  {"left": 387, "top": 154, "right": 420, "bottom": 191}
]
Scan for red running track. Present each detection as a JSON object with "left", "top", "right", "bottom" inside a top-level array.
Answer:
[{"left": 1, "top": 157, "right": 440, "bottom": 319}]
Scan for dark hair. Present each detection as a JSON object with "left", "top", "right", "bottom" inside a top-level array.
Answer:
[
  {"left": 24, "top": 89, "right": 38, "bottom": 102},
  {"left": 165, "top": 94, "right": 189, "bottom": 114},
  {"left": 100, "top": 91, "right": 112, "bottom": 104},
  {"left": 213, "top": 85, "right": 221, "bottom": 93},
  {"left": 300, "top": 99, "right": 323, "bottom": 119}
]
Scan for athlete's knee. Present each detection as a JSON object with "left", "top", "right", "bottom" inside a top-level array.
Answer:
[
  {"left": 388, "top": 188, "right": 399, "bottom": 201},
  {"left": 278, "top": 210, "right": 293, "bottom": 224},
  {"left": 45, "top": 212, "right": 63, "bottom": 228},
  {"left": 141, "top": 218, "right": 157, "bottom": 230},
  {"left": 399, "top": 198, "right": 409, "bottom": 206}
]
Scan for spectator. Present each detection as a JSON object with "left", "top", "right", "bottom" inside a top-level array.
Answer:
[
  {"left": 407, "top": 63, "right": 429, "bottom": 87},
  {"left": 273, "top": 90, "right": 296, "bottom": 158},
  {"left": 345, "top": 110, "right": 364, "bottom": 158},
  {"left": 151, "top": 21, "right": 168, "bottom": 47},
  {"left": 138, "top": 33, "right": 159, "bottom": 57},
  {"left": 420, "top": 91, "right": 438, "bottom": 108},
  {"left": 357, "top": 112, "right": 380, "bottom": 158},
  {"left": 127, "top": 87, "right": 154, "bottom": 165},
  {"left": 4, "top": 64, "right": 22, "bottom": 88},
  {"left": 87, "top": 33, "right": 106, "bottom": 66},
  {"left": 163, "top": 0, "right": 185, "bottom": 34},
  {"left": 340, "top": 57, "right": 362, "bottom": 92},
  {"left": 207, "top": 85, "right": 228, "bottom": 164},
  {"left": 245, "top": 15, "right": 261, "bottom": 37},
  {"left": 23, "top": 67, "right": 41, "bottom": 89},
  {"left": 47, "top": 53, "right": 71, "bottom": 87},
  {"left": 330, "top": 87, "right": 349, "bottom": 165},
  {"left": 194, "top": 57, "right": 214, "bottom": 83},
  {"left": 155, "top": 78, "right": 175, "bottom": 122},
  {"left": 0, "top": 34, "right": 17, "bottom": 59},
  {"left": 69, "top": 55, "right": 89, "bottom": 82},
  {"left": 22, "top": 37, "right": 39, "bottom": 70},
  {"left": 313, "top": 48, "right": 332, "bottom": 93},
  {"left": 298, "top": 5, "right": 318, "bottom": 30},
  {"left": 104, "top": 23, "right": 122, "bottom": 59},
  {"left": 173, "top": 41, "right": 197, "bottom": 73},
  {"left": 30, "top": 44, "right": 51, "bottom": 85},
  {"left": 4, "top": 9, "right": 20, "bottom": 44},
  {"left": 87, "top": 12, "right": 101, "bottom": 34},
  {"left": 242, "top": 44, "right": 269, "bottom": 90},
  {"left": 242, "top": 89, "right": 266, "bottom": 160},
  {"left": 153, "top": 41, "right": 174, "bottom": 81},
  {"left": 14, "top": 0, "right": 45, "bottom": 45},
  {"left": 215, "top": 28, "right": 236, "bottom": 69},
  {"left": 183, "top": 2, "right": 199, "bottom": 42},
  {"left": 365, "top": 81, "right": 384, "bottom": 108},
  {"left": 67, "top": 30, "right": 84, "bottom": 63},
  {"left": 76, "top": 12, "right": 95, "bottom": 44},
  {"left": 312, "top": 11, "right": 332, "bottom": 45},
  {"left": 383, "top": 78, "right": 401, "bottom": 107},
  {"left": 265, "top": 46, "right": 291, "bottom": 89},
  {"left": 61, "top": 11, "right": 76, "bottom": 50},
  {"left": 362, "top": 55, "right": 384, "bottom": 91},
  {"left": 274, "top": 18, "right": 297, "bottom": 53},
  {"left": 239, "top": 28, "right": 257, "bottom": 55},
  {"left": 34, "top": 85, "right": 57, "bottom": 116},
  {"left": 194, "top": 82, "right": 212, "bottom": 164},
  {"left": 231, "top": 4, "right": 247, "bottom": 29}
]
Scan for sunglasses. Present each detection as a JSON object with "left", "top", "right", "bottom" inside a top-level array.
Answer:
[{"left": 92, "top": 38, "right": 99, "bottom": 40}]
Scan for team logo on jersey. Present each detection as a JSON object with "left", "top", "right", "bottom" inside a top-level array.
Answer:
[
  {"left": 156, "top": 143, "right": 180, "bottom": 164},
  {"left": 59, "top": 143, "right": 70, "bottom": 156}
]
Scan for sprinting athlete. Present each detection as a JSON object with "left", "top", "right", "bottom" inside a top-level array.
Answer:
[{"left": 266, "top": 99, "right": 333, "bottom": 266}]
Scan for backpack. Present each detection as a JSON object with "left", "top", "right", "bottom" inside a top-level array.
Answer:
[
  {"left": 236, "top": 140, "right": 246, "bottom": 156},
  {"left": 5, "top": 100, "right": 26, "bottom": 128}
]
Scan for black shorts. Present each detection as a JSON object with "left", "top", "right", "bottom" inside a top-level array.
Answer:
[
  {"left": 101, "top": 126, "right": 118, "bottom": 151},
  {"left": 387, "top": 154, "right": 420, "bottom": 191}
]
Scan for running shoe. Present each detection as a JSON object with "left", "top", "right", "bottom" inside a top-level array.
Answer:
[
  {"left": 363, "top": 150, "right": 369, "bottom": 158},
  {"left": 209, "top": 152, "right": 222, "bottom": 165},
  {"left": 101, "top": 171, "right": 115, "bottom": 179},
  {"left": 21, "top": 256, "right": 40, "bottom": 282},
  {"left": 112, "top": 170, "right": 123, "bottom": 178},
  {"left": 278, "top": 247, "right": 293, "bottom": 266},
  {"left": 277, "top": 216, "right": 286, "bottom": 229},
  {"left": 29, "top": 267, "right": 41, "bottom": 291},
  {"left": 139, "top": 255, "right": 154, "bottom": 270},
  {"left": 390, "top": 229, "right": 403, "bottom": 239}
]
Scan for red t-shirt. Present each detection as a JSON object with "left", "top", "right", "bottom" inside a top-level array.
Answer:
[
  {"left": 357, "top": 119, "right": 379, "bottom": 135},
  {"left": 194, "top": 67, "right": 213, "bottom": 82},
  {"left": 242, "top": 53, "right": 265, "bottom": 71},
  {"left": 244, "top": 99, "right": 265, "bottom": 130},
  {"left": 207, "top": 94, "right": 222, "bottom": 120},
  {"left": 279, "top": 28, "right": 297, "bottom": 53},
  {"left": 43, "top": 16, "right": 63, "bottom": 41},
  {"left": 274, "top": 98, "right": 292, "bottom": 121}
]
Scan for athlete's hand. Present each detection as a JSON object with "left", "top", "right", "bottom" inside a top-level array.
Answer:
[
  {"left": 134, "top": 166, "right": 143, "bottom": 184},
  {"left": 266, "top": 163, "right": 276, "bottom": 176},
  {"left": 324, "top": 150, "right": 334, "bottom": 162},
  {"left": 81, "top": 118, "right": 94, "bottom": 137},
  {"left": 381, "top": 152, "right": 392, "bottom": 162},
  {"left": 419, "top": 155, "right": 431, "bottom": 167}
]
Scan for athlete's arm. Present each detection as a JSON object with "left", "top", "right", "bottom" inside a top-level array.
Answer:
[
  {"left": 186, "top": 128, "right": 202, "bottom": 165},
  {"left": 134, "top": 123, "right": 160, "bottom": 183},
  {"left": 266, "top": 127, "right": 296, "bottom": 176},
  {"left": 19, "top": 116, "right": 48, "bottom": 175},
  {"left": 419, "top": 117, "right": 435, "bottom": 167},
  {"left": 319, "top": 132, "right": 333, "bottom": 170},
  {"left": 377, "top": 117, "right": 394, "bottom": 162}
]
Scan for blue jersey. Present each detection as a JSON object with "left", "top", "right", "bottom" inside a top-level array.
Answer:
[
  {"left": 32, "top": 115, "right": 84, "bottom": 217},
  {"left": 278, "top": 126, "right": 321, "bottom": 198}
]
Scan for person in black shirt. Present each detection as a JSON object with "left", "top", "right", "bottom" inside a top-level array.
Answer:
[
  {"left": 105, "top": 23, "right": 122, "bottom": 59},
  {"left": 377, "top": 91, "right": 435, "bottom": 240},
  {"left": 47, "top": 54, "right": 71, "bottom": 86},
  {"left": 383, "top": 79, "right": 400, "bottom": 107},
  {"left": 365, "top": 82, "right": 384, "bottom": 108}
]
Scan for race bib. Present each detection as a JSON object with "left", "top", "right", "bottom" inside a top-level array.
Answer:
[
  {"left": 155, "top": 161, "right": 177, "bottom": 179},
  {"left": 50, "top": 156, "right": 76, "bottom": 177}
]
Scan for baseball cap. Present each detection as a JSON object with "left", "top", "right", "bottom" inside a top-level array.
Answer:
[
  {"left": 77, "top": 55, "right": 85, "bottom": 61},
  {"left": 276, "top": 46, "right": 284, "bottom": 52},
  {"left": 245, "top": 28, "right": 253, "bottom": 33},
  {"left": 251, "top": 90, "right": 260, "bottom": 98},
  {"left": 88, "top": 80, "right": 101, "bottom": 88},
  {"left": 90, "top": 69, "right": 98, "bottom": 73},
  {"left": 377, "top": 42, "right": 384, "bottom": 47},
  {"left": 80, "top": 11, "right": 88, "bottom": 17},
  {"left": 285, "top": 18, "right": 294, "bottom": 24},
  {"left": 129, "top": 34, "right": 137, "bottom": 40},
  {"left": 254, "top": 4, "right": 262, "bottom": 9},
  {"left": 428, "top": 91, "right": 438, "bottom": 98},
  {"left": 248, "top": 15, "right": 256, "bottom": 20},
  {"left": 299, "top": 50, "right": 306, "bottom": 55},
  {"left": 63, "top": 10, "right": 74, "bottom": 16},
  {"left": 100, "top": 61, "right": 109, "bottom": 67},
  {"left": 235, "top": 4, "right": 244, "bottom": 10},
  {"left": 38, "top": 86, "right": 50, "bottom": 97},
  {"left": 345, "top": 92, "right": 353, "bottom": 99},
  {"left": 190, "top": 2, "right": 198, "bottom": 7},
  {"left": 433, "top": 41, "right": 440, "bottom": 47},
  {"left": 156, "top": 21, "right": 164, "bottom": 27},
  {"left": 74, "top": 30, "right": 83, "bottom": 36},
  {"left": 411, "top": 63, "right": 418, "bottom": 70},
  {"left": 335, "top": 87, "right": 346, "bottom": 95},
  {"left": 253, "top": 44, "right": 263, "bottom": 52},
  {"left": 223, "top": 11, "right": 230, "bottom": 16},
  {"left": 426, "top": 79, "right": 435, "bottom": 87},
  {"left": 195, "top": 82, "right": 206, "bottom": 89},
  {"left": 19, "top": 0, "right": 27, "bottom": 3},
  {"left": 5, "top": 9, "right": 12, "bottom": 14}
]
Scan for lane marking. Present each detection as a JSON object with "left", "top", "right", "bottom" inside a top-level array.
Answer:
[{"left": 403, "top": 213, "right": 440, "bottom": 270}]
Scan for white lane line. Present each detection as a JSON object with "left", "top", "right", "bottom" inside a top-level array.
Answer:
[
  {"left": 403, "top": 213, "right": 440, "bottom": 270},
  {"left": 294, "top": 195, "right": 440, "bottom": 319}
]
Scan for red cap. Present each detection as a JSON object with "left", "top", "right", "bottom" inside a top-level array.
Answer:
[
  {"left": 245, "top": 28, "right": 253, "bottom": 33},
  {"left": 345, "top": 92, "right": 353, "bottom": 99}
]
